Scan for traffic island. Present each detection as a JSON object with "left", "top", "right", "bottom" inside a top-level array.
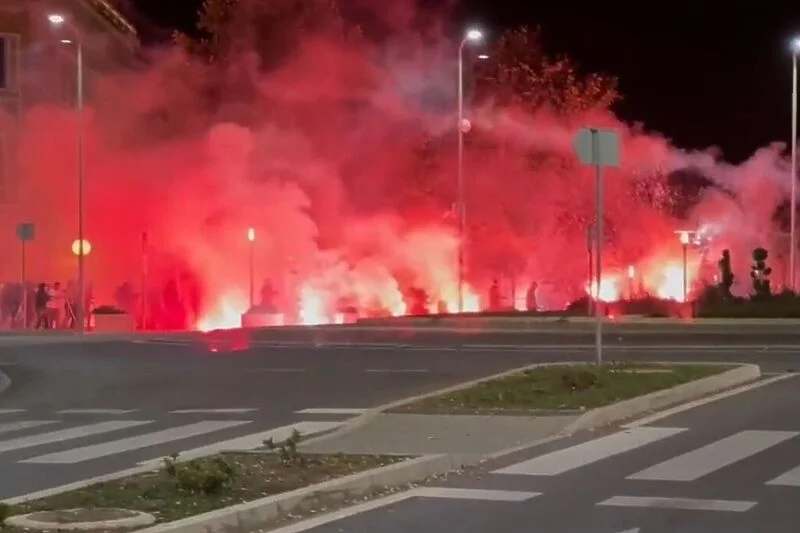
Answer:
[
  {"left": 0, "top": 433, "right": 412, "bottom": 533},
  {"left": 390, "top": 362, "right": 730, "bottom": 414}
]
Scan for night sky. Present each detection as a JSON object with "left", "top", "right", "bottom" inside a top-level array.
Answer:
[{"left": 126, "top": 1, "right": 800, "bottom": 164}]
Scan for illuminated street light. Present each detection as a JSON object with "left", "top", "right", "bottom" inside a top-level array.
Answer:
[
  {"left": 48, "top": 13, "right": 86, "bottom": 333},
  {"left": 456, "top": 26, "right": 486, "bottom": 312},
  {"left": 71, "top": 239, "right": 91, "bottom": 256},
  {"left": 477, "top": 54, "right": 489, "bottom": 60},
  {"left": 627, "top": 265, "right": 635, "bottom": 300},
  {"left": 675, "top": 230, "right": 694, "bottom": 302},
  {"left": 247, "top": 228, "right": 255, "bottom": 308},
  {"left": 790, "top": 37, "right": 800, "bottom": 291}
]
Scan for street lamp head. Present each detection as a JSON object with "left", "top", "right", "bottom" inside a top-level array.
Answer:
[
  {"left": 792, "top": 37, "right": 800, "bottom": 53},
  {"left": 247, "top": 227, "right": 255, "bottom": 242},
  {"left": 477, "top": 54, "right": 489, "bottom": 60},
  {"left": 678, "top": 231, "right": 690, "bottom": 245},
  {"left": 465, "top": 29, "right": 483, "bottom": 41},
  {"left": 60, "top": 39, "right": 72, "bottom": 44},
  {"left": 47, "top": 13, "right": 66, "bottom": 26}
]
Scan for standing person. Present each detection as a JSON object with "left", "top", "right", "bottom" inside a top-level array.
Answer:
[
  {"left": 35, "top": 283, "right": 50, "bottom": 329},
  {"left": 48, "top": 282, "right": 66, "bottom": 329}
]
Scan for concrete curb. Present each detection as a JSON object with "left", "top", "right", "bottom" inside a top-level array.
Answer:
[
  {"left": 562, "top": 362, "right": 761, "bottom": 434},
  {"left": 132, "top": 454, "right": 476, "bottom": 533},
  {"left": 5, "top": 509, "right": 156, "bottom": 531},
  {"left": 299, "top": 360, "right": 584, "bottom": 448},
  {"left": 0, "top": 368, "right": 10, "bottom": 396},
  {"left": 301, "top": 360, "right": 757, "bottom": 448}
]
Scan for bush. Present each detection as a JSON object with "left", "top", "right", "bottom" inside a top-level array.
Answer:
[
  {"left": 263, "top": 429, "right": 303, "bottom": 465},
  {"left": 695, "top": 294, "right": 800, "bottom": 318},
  {"left": 162, "top": 453, "right": 236, "bottom": 495}
]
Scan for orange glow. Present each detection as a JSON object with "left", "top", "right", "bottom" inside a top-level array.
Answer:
[
  {"left": 71, "top": 239, "right": 91, "bottom": 256},
  {"left": 196, "top": 292, "right": 248, "bottom": 332},
  {"left": 627, "top": 265, "right": 635, "bottom": 279}
]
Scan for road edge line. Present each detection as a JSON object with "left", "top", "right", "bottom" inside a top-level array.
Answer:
[
  {"left": 621, "top": 371, "right": 798, "bottom": 428},
  {"left": 0, "top": 368, "right": 10, "bottom": 396}
]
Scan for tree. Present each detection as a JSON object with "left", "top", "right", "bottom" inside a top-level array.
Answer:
[
  {"left": 175, "top": 0, "right": 349, "bottom": 68},
  {"left": 473, "top": 26, "right": 620, "bottom": 114}
]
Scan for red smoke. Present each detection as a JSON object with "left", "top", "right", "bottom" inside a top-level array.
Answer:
[{"left": 0, "top": 2, "right": 792, "bottom": 329}]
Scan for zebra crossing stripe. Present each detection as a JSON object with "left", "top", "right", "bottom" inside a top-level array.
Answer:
[
  {"left": 0, "top": 421, "right": 57, "bottom": 436},
  {"left": 766, "top": 463, "right": 800, "bottom": 486},
  {"left": 628, "top": 430, "right": 799, "bottom": 482},
  {"left": 492, "top": 427, "right": 686, "bottom": 476},
  {"left": 597, "top": 495, "right": 757, "bottom": 512},
  {"left": 0, "top": 420, "right": 151, "bottom": 453},
  {"left": 21, "top": 420, "right": 251, "bottom": 464}
]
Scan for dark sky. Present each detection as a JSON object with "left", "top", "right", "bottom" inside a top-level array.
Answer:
[{"left": 126, "top": 0, "right": 800, "bottom": 164}]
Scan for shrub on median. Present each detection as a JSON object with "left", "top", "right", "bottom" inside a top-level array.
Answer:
[{"left": 694, "top": 290, "right": 800, "bottom": 318}]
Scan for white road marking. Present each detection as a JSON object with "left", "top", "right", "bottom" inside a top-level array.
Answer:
[
  {"left": 294, "top": 408, "right": 368, "bottom": 415},
  {"left": 57, "top": 409, "right": 136, "bottom": 415},
  {"left": 765, "top": 462, "right": 800, "bottom": 486},
  {"left": 137, "top": 421, "right": 343, "bottom": 466},
  {"left": 0, "top": 420, "right": 151, "bottom": 453},
  {"left": 21, "top": 420, "right": 250, "bottom": 464},
  {"left": 627, "top": 430, "right": 798, "bottom": 481},
  {"left": 364, "top": 368, "right": 429, "bottom": 373},
  {"left": 0, "top": 421, "right": 57, "bottom": 435},
  {"left": 623, "top": 373, "right": 799, "bottom": 429},
  {"left": 413, "top": 487, "right": 540, "bottom": 501},
  {"left": 248, "top": 368, "right": 305, "bottom": 373},
  {"left": 597, "top": 495, "right": 757, "bottom": 512},
  {"left": 0, "top": 409, "right": 25, "bottom": 414},
  {"left": 492, "top": 427, "right": 686, "bottom": 476},
  {"left": 169, "top": 408, "right": 258, "bottom": 414}
]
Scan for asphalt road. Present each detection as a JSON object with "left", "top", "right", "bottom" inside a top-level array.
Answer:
[
  {"left": 1, "top": 330, "right": 800, "bottom": 500},
  {"left": 287, "top": 374, "right": 800, "bottom": 533}
]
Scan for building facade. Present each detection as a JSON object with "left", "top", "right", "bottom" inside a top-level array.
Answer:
[{"left": 0, "top": 0, "right": 138, "bottom": 198}]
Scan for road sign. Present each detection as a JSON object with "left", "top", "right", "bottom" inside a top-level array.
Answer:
[
  {"left": 573, "top": 128, "right": 621, "bottom": 167},
  {"left": 16, "top": 222, "right": 34, "bottom": 242},
  {"left": 573, "top": 128, "right": 621, "bottom": 366}
]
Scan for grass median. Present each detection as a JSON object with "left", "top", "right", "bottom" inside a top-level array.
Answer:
[
  {"left": 391, "top": 363, "right": 731, "bottom": 414},
  {"left": 0, "top": 431, "right": 406, "bottom": 531}
]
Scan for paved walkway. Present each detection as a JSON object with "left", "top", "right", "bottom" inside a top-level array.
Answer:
[{"left": 300, "top": 413, "right": 578, "bottom": 455}]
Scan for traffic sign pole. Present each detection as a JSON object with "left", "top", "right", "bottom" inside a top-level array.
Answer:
[
  {"left": 593, "top": 129, "right": 604, "bottom": 364},
  {"left": 573, "top": 128, "right": 620, "bottom": 366},
  {"left": 15, "top": 222, "right": 35, "bottom": 330}
]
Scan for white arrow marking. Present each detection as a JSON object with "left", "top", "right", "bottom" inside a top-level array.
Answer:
[{"left": 615, "top": 529, "right": 640, "bottom": 533}]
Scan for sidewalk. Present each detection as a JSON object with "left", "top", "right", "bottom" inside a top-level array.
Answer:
[{"left": 300, "top": 413, "right": 578, "bottom": 456}]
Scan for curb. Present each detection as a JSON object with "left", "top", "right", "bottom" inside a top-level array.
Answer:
[
  {"left": 132, "top": 454, "right": 475, "bottom": 533},
  {"left": 0, "top": 368, "right": 10, "bottom": 396},
  {"left": 300, "top": 360, "right": 758, "bottom": 448},
  {"left": 562, "top": 362, "right": 761, "bottom": 433}
]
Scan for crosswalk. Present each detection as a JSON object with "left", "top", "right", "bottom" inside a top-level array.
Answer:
[
  {"left": 480, "top": 424, "right": 800, "bottom": 512},
  {"left": 0, "top": 407, "right": 362, "bottom": 469}
]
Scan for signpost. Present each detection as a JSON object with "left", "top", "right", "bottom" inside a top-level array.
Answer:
[
  {"left": 15, "top": 222, "right": 34, "bottom": 329},
  {"left": 573, "top": 128, "right": 621, "bottom": 364}
]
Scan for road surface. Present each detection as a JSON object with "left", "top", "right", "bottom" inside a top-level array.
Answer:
[
  {"left": 0, "top": 330, "right": 798, "bottom": 499},
  {"left": 271, "top": 373, "right": 800, "bottom": 533}
]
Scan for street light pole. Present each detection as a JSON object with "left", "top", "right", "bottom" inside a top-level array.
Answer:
[
  {"left": 48, "top": 14, "right": 85, "bottom": 333},
  {"left": 678, "top": 230, "right": 691, "bottom": 302},
  {"left": 248, "top": 228, "right": 255, "bottom": 308},
  {"left": 456, "top": 28, "right": 482, "bottom": 312},
  {"left": 791, "top": 40, "right": 799, "bottom": 291}
]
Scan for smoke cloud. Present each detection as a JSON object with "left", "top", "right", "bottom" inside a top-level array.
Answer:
[{"left": 1, "top": 1, "right": 792, "bottom": 328}]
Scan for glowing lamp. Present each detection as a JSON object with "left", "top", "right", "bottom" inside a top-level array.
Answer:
[
  {"left": 465, "top": 29, "right": 483, "bottom": 41},
  {"left": 247, "top": 228, "right": 255, "bottom": 242},
  {"left": 627, "top": 265, "right": 635, "bottom": 279},
  {"left": 678, "top": 231, "right": 690, "bottom": 245},
  {"left": 47, "top": 14, "right": 66, "bottom": 25},
  {"left": 477, "top": 54, "right": 489, "bottom": 59},
  {"left": 792, "top": 37, "right": 800, "bottom": 52},
  {"left": 71, "top": 239, "right": 91, "bottom": 256}
]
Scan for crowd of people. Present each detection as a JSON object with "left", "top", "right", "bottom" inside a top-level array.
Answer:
[{"left": 0, "top": 281, "right": 92, "bottom": 330}]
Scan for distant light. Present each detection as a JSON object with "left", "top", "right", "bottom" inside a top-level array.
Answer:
[
  {"left": 47, "top": 14, "right": 66, "bottom": 25},
  {"left": 627, "top": 265, "right": 635, "bottom": 279},
  {"left": 678, "top": 231, "right": 691, "bottom": 245},
  {"left": 60, "top": 39, "right": 72, "bottom": 44},
  {"left": 477, "top": 54, "right": 489, "bottom": 60},
  {"left": 247, "top": 228, "right": 255, "bottom": 242},
  {"left": 71, "top": 239, "right": 91, "bottom": 256},
  {"left": 465, "top": 28, "right": 483, "bottom": 41}
]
